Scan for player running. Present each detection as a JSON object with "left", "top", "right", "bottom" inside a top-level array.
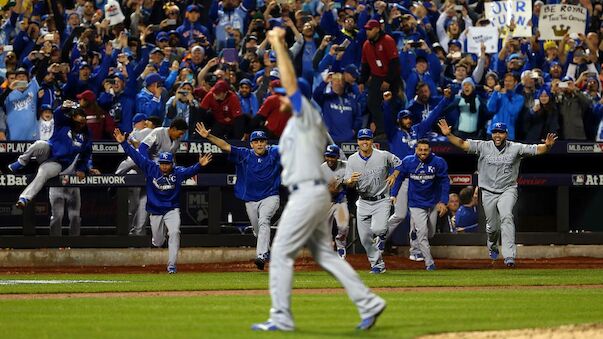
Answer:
[
  {"left": 251, "top": 27, "right": 386, "bottom": 332},
  {"left": 320, "top": 144, "right": 349, "bottom": 259},
  {"left": 195, "top": 124, "right": 281, "bottom": 271},
  {"left": 438, "top": 120, "right": 557, "bottom": 267},
  {"left": 113, "top": 128, "right": 212, "bottom": 274}
]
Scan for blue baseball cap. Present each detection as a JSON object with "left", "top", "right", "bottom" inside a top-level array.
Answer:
[
  {"left": 273, "top": 87, "right": 287, "bottom": 96},
  {"left": 506, "top": 53, "right": 522, "bottom": 63},
  {"left": 250, "top": 130, "right": 268, "bottom": 142},
  {"left": 268, "top": 50, "right": 277, "bottom": 62},
  {"left": 397, "top": 110, "right": 412, "bottom": 120},
  {"left": 40, "top": 104, "right": 52, "bottom": 111},
  {"left": 186, "top": 4, "right": 200, "bottom": 12},
  {"left": 491, "top": 122, "right": 508, "bottom": 133},
  {"left": 145, "top": 73, "right": 164, "bottom": 86},
  {"left": 357, "top": 128, "right": 374, "bottom": 139},
  {"left": 158, "top": 152, "right": 174, "bottom": 163},
  {"left": 239, "top": 78, "right": 253, "bottom": 87},
  {"left": 132, "top": 113, "right": 147, "bottom": 124},
  {"left": 448, "top": 39, "right": 462, "bottom": 49},
  {"left": 109, "top": 72, "right": 125, "bottom": 81},
  {"left": 343, "top": 64, "right": 359, "bottom": 79},
  {"left": 324, "top": 144, "right": 340, "bottom": 158},
  {"left": 156, "top": 32, "right": 169, "bottom": 42}
]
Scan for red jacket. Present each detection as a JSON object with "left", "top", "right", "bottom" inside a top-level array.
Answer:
[
  {"left": 257, "top": 95, "right": 291, "bottom": 137},
  {"left": 85, "top": 107, "right": 116, "bottom": 140},
  {"left": 361, "top": 33, "right": 398, "bottom": 78},
  {"left": 200, "top": 90, "right": 242, "bottom": 125}
]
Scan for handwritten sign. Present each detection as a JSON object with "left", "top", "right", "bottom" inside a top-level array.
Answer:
[
  {"left": 485, "top": 0, "right": 532, "bottom": 38},
  {"left": 539, "top": 5, "right": 587, "bottom": 40},
  {"left": 467, "top": 27, "right": 499, "bottom": 54}
]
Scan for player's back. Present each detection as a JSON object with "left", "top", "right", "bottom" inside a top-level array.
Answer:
[{"left": 140, "top": 127, "right": 180, "bottom": 161}]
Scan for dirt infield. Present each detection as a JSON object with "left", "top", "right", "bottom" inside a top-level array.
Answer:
[
  {"left": 2, "top": 255, "right": 603, "bottom": 274},
  {"left": 419, "top": 324, "right": 603, "bottom": 339}
]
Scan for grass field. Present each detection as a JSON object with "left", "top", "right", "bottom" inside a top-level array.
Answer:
[{"left": 1, "top": 269, "right": 602, "bottom": 338}]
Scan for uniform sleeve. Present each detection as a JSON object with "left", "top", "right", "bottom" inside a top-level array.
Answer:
[
  {"left": 138, "top": 129, "right": 158, "bottom": 158},
  {"left": 178, "top": 163, "right": 202, "bottom": 180},
  {"left": 344, "top": 156, "right": 353, "bottom": 180},
  {"left": 388, "top": 151, "right": 402, "bottom": 169},
  {"left": 390, "top": 160, "right": 408, "bottom": 197},
  {"left": 228, "top": 146, "right": 247, "bottom": 164},
  {"left": 437, "top": 159, "right": 450, "bottom": 204},
  {"left": 270, "top": 145, "right": 281, "bottom": 162},
  {"left": 467, "top": 139, "right": 482, "bottom": 155},
  {"left": 517, "top": 142, "right": 538, "bottom": 158},
  {"left": 290, "top": 90, "right": 323, "bottom": 128},
  {"left": 120, "top": 140, "right": 154, "bottom": 176}
]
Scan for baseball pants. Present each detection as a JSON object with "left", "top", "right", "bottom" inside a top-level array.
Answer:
[
  {"left": 20, "top": 161, "right": 63, "bottom": 201},
  {"left": 116, "top": 159, "right": 148, "bottom": 235},
  {"left": 150, "top": 208, "right": 181, "bottom": 268},
  {"left": 17, "top": 140, "right": 50, "bottom": 166},
  {"left": 328, "top": 202, "right": 350, "bottom": 250},
  {"left": 356, "top": 198, "right": 390, "bottom": 270},
  {"left": 385, "top": 178, "right": 420, "bottom": 254},
  {"left": 49, "top": 187, "right": 81, "bottom": 236},
  {"left": 245, "top": 195, "right": 280, "bottom": 259},
  {"left": 269, "top": 184, "right": 385, "bottom": 330},
  {"left": 481, "top": 188, "right": 518, "bottom": 260},
  {"left": 409, "top": 207, "right": 438, "bottom": 267}
]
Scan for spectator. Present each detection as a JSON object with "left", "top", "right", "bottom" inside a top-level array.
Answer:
[
  {"left": 238, "top": 78, "right": 259, "bottom": 118},
  {"left": 313, "top": 72, "right": 362, "bottom": 143},
  {"left": 62, "top": 44, "right": 113, "bottom": 100},
  {"left": 77, "top": 90, "right": 116, "bottom": 141},
  {"left": 487, "top": 73, "right": 524, "bottom": 140},
  {"left": 38, "top": 104, "right": 54, "bottom": 141},
  {"left": 289, "top": 18, "right": 320, "bottom": 87},
  {"left": 136, "top": 72, "right": 165, "bottom": 120},
  {"left": 199, "top": 79, "right": 244, "bottom": 139},
  {"left": 98, "top": 72, "right": 138, "bottom": 133},
  {"left": 445, "top": 77, "right": 490, "bottom": 139},
  {"left": 557, "top": 76, "right": 592, "bottom": 140},
  {"left": 359, "top": 19, "right": 401, "bottom": 139},
  {"left": 177, "top": 5, "right": 212, "bottom": 48},
  {"left": 454, "top": 186, "right": 479, "bottom": 233},
  {"left": 164, "top": 82, "right": 200, "bottom": 139},
  {"left": 407, "top": 82, "right": 442, "bottom": 125},
  {"left": 400, "top": 40, "right": 440, "bottom": 102},
  {"left": 438, "top": 192, "right": 460, "bottom": 234},
  {"left": 3, "top": 67, "right": 39, "bottom": 140},
  {"left": 253, "top": 80, "right": 292, "bottom": 139},
  {"left": 210, "top": 0, "right": 255, "bottom": 50}
]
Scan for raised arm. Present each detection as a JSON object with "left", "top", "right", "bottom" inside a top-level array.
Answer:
[
  {"left": 195, "top": 122, "right": 232, "bottom": 153},
  {"left": 536, "top": 133, "right": 557, "bottom": 155},
  {"left": 267, "top": 27, "right": 297, "bottom": 96},
  {"left": 438, "top": 119, "right": 470, "bottom": 152}
]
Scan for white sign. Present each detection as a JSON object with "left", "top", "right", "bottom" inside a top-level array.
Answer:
[
  {"left": 485, "top": 0, "right": 532, "bottom": 38},
  {"left": 539, "top": 5, "right": 587, "bottom": 40},
  {"left": 467, "top": 27, "right": 499, "bottom": 54}
]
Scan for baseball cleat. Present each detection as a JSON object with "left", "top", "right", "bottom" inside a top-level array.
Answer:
[
  {"left": 167, "top": 265, "right": 177, "bottom": 274},
  {"left": 369, "top": 266, "right": 386, "bottom": 274},
  {"left": 337, "top": 247, "right": 346, "bottom": 259},
  {"left": 254, "top": 257, "right": 265, "bottom": 271},
  {"left": 251, "top": 320, "right": 292, "bottom": 331},
  {"left": 15, "top": 197, "right": 29, "bottom": 209},
  {"left": 8, "top": 161, "right": 24, "bottom": 173},
  {"left": 356, "top": 302, "right": 386, "bottom": 330},
  {"left": 373, "top": 235, "right": 386, "bottom": 252},
  {"left": 504, "top": 257, "right": 515, "bottom": 268},
  {"left": 489, "top": 250, "right": 499, "bottom": 260},
  {"left": 425, "top": 264, "right": 436, "bottom": 271},
  {"left": 409, "top": 253, "right": 425, "bottom": 262}
]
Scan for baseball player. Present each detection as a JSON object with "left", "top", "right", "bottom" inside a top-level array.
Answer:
[
  {"left": 320, "top": 144, "right": 350, "bottom": 259},
  {"left": 344, "top": 128, "right": 402, "bottom": 274},
  {"left": 252, "top": 27, "right": 386, "bottom": 332},
  {"left": 392, "top": 139, "right": 450, "bottom": 270},
  {"left": 438, "top": 120, "right": 557, "bottom": 267},
  {"left": 382, "top": 89, "right": 453, "bottom": 261},
  {"left": 118, "top": 118, "right": 188, "bottom": 235},
  {"left": 195, "top": 123, "right": 281, "bottom": 271},
  {"left": 113, "top": 128, "right": 212, "bottom": 274}
]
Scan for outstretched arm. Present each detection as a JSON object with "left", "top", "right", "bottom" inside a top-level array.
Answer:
[
  {"left": 536, "top": 133, "right": 558, "bottom": 155},
  {"left": 438, "top": 119, "right": 470, "bottom": 152},
  {"left": 195, "top": 122, "right": 232, "bottom": 153},
  {"left": 267, "top": 27, "right": 297, "bottom": 96}
]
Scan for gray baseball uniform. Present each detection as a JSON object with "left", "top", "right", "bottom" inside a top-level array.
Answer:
[
  {"left": 49, "top": 161, "right": 81, "bottom": 236},
  {"left": 115, "top": 127, "right": 156, "bottom": 235},
  {"left": 321, "top": 160, "right": 349, "bottom": 252},
  {"left": 122, "top": 127, "right": 180, "bottom": 235},
  {"left": 245, "top": 195, "right": 280, "bottom": 259},
  {"left": 150, "top": 208, "right": 181, "bottom": 268},
  {"left": 345, "top": 149, "right": 401, "bottom": 270},
  {"left": 468, "top": 139, "right": 537, "bottom": 260},
  {"left": 268, "top": 91, "right": 384, "bottom": 331}
]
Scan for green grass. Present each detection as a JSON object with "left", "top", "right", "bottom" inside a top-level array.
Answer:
[
  {"left": 1, "top": 269, "right": 602, "bottom": 338},
  {"left": 1, "top": 269, "right": 602, "bottom": 294}
]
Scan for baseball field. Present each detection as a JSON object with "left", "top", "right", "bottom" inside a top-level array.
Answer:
[{"left": 1, "top": 256, "right": 603, "bottom": 339}]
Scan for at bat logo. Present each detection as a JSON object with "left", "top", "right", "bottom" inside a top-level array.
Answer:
[
  {"left": 584, "top": 175, "right": 603, "bottom": 186},
  {"left": 572, "top": 174, "right": 584, "bottom": 186},
  {"left": 0, "top": 175, "right": 28, "bottom": 186}
]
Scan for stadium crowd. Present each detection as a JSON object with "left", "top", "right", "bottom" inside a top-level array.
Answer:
[{"left": 1, "top": 0, "right": 603, "bottom": 145}]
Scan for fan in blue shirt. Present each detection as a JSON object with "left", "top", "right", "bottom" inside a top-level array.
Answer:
[{"left": 195, "top": 122, "right": 281, "bottom": 270}]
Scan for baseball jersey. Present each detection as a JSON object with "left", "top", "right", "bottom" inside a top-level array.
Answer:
[
  {"left": 392, "top": 153, "right": 450, "bottom": 208},
  {"left": 129, "top": 127, "right": 153, "bottom": 144},
  {"left": 455, "top": 205, "right": 478, "bottom": 232},
  {"left": 279, "top": 90, "right": 329, "bottom": 187},
  {"left": 345, "top": 149, "right": 402, "bottom": 199},
  {"left": 468, "top": 140, "right": 537, "bottom": 193},
  {"left": 228, "top": 145, "right": 281, "bottom": 202},
  {"left": 120, "top": 140, "right": 201, "bottom": 215},
  {"left": 321, "top": 160, "right": 347, "bottom": 203},
  {"left": 138, "top": 127, "right": 180, "bottom": 161}
]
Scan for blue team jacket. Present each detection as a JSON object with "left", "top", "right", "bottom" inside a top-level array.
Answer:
[
  {"left": 392, "top": 153, "right": 450, "bottom": 209},
  {"left": 228, "top": 145, "right": 281, "bottom": 202},
  {"left": 121, "top": 140, "right": 201, "bottom": 215},
  {"left": 48, "top": 108, "right": 93, "bottom": 172}
]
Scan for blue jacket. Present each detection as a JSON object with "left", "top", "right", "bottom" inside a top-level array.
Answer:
[
  {"left": 486, "top": 89, "right": 525, "bottom": 140},
  {"left": 238, "top": 92, "right": 259, "bottom": 117},
  {"left": 228, "top": 145, "right": 281, "bottom": 202},
  {"left": 455, "top": 205, "right": 478, "bottom": 232},
  {"left": 136, "top": 88, "right": 164, "bottom": 120},
  {"left": 4, "top": 79, "right": 39, "bottom": 140},
  {"left": 120, "top": 140, "right": 201, "bottom": 215},
  {"left": 400, "top": 51, "right": 441, "bottom": 100},
  {"left": 48, "top": 107, "right": 93, "bottom": 172},
  {"left": 406, "top": 96, "right": 442, "bottom": 126},
  {"left": 392, "top": 153, "right": 450, "bottom": 209},
  {"left": 384, "top": 97, "right": 452, "bottom": 161},
  {"left": 313, "top": 80, "right": 362, "bottom": 142}
]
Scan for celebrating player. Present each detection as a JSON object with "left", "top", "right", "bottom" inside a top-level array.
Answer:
[
  {"left": 251, "top": 27, "right": 386, "bottom": 332},
  {"left": 391, "top": 139, "right": 450, "bottom": 270},
  {"left": 438, "top": 120, "right": 557, "bottom": 267},
  {"left": 113, "top": 128, "right": 212, "bottom": 274},
  {"left": 345, "top": 128, "right": 402, "bottom": 274},
  {"left": 195, "top": 123, "right": 281, "bottom": 270},
  {"left": 320, "top": 144, "right": 349, "bottom": 259}
]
